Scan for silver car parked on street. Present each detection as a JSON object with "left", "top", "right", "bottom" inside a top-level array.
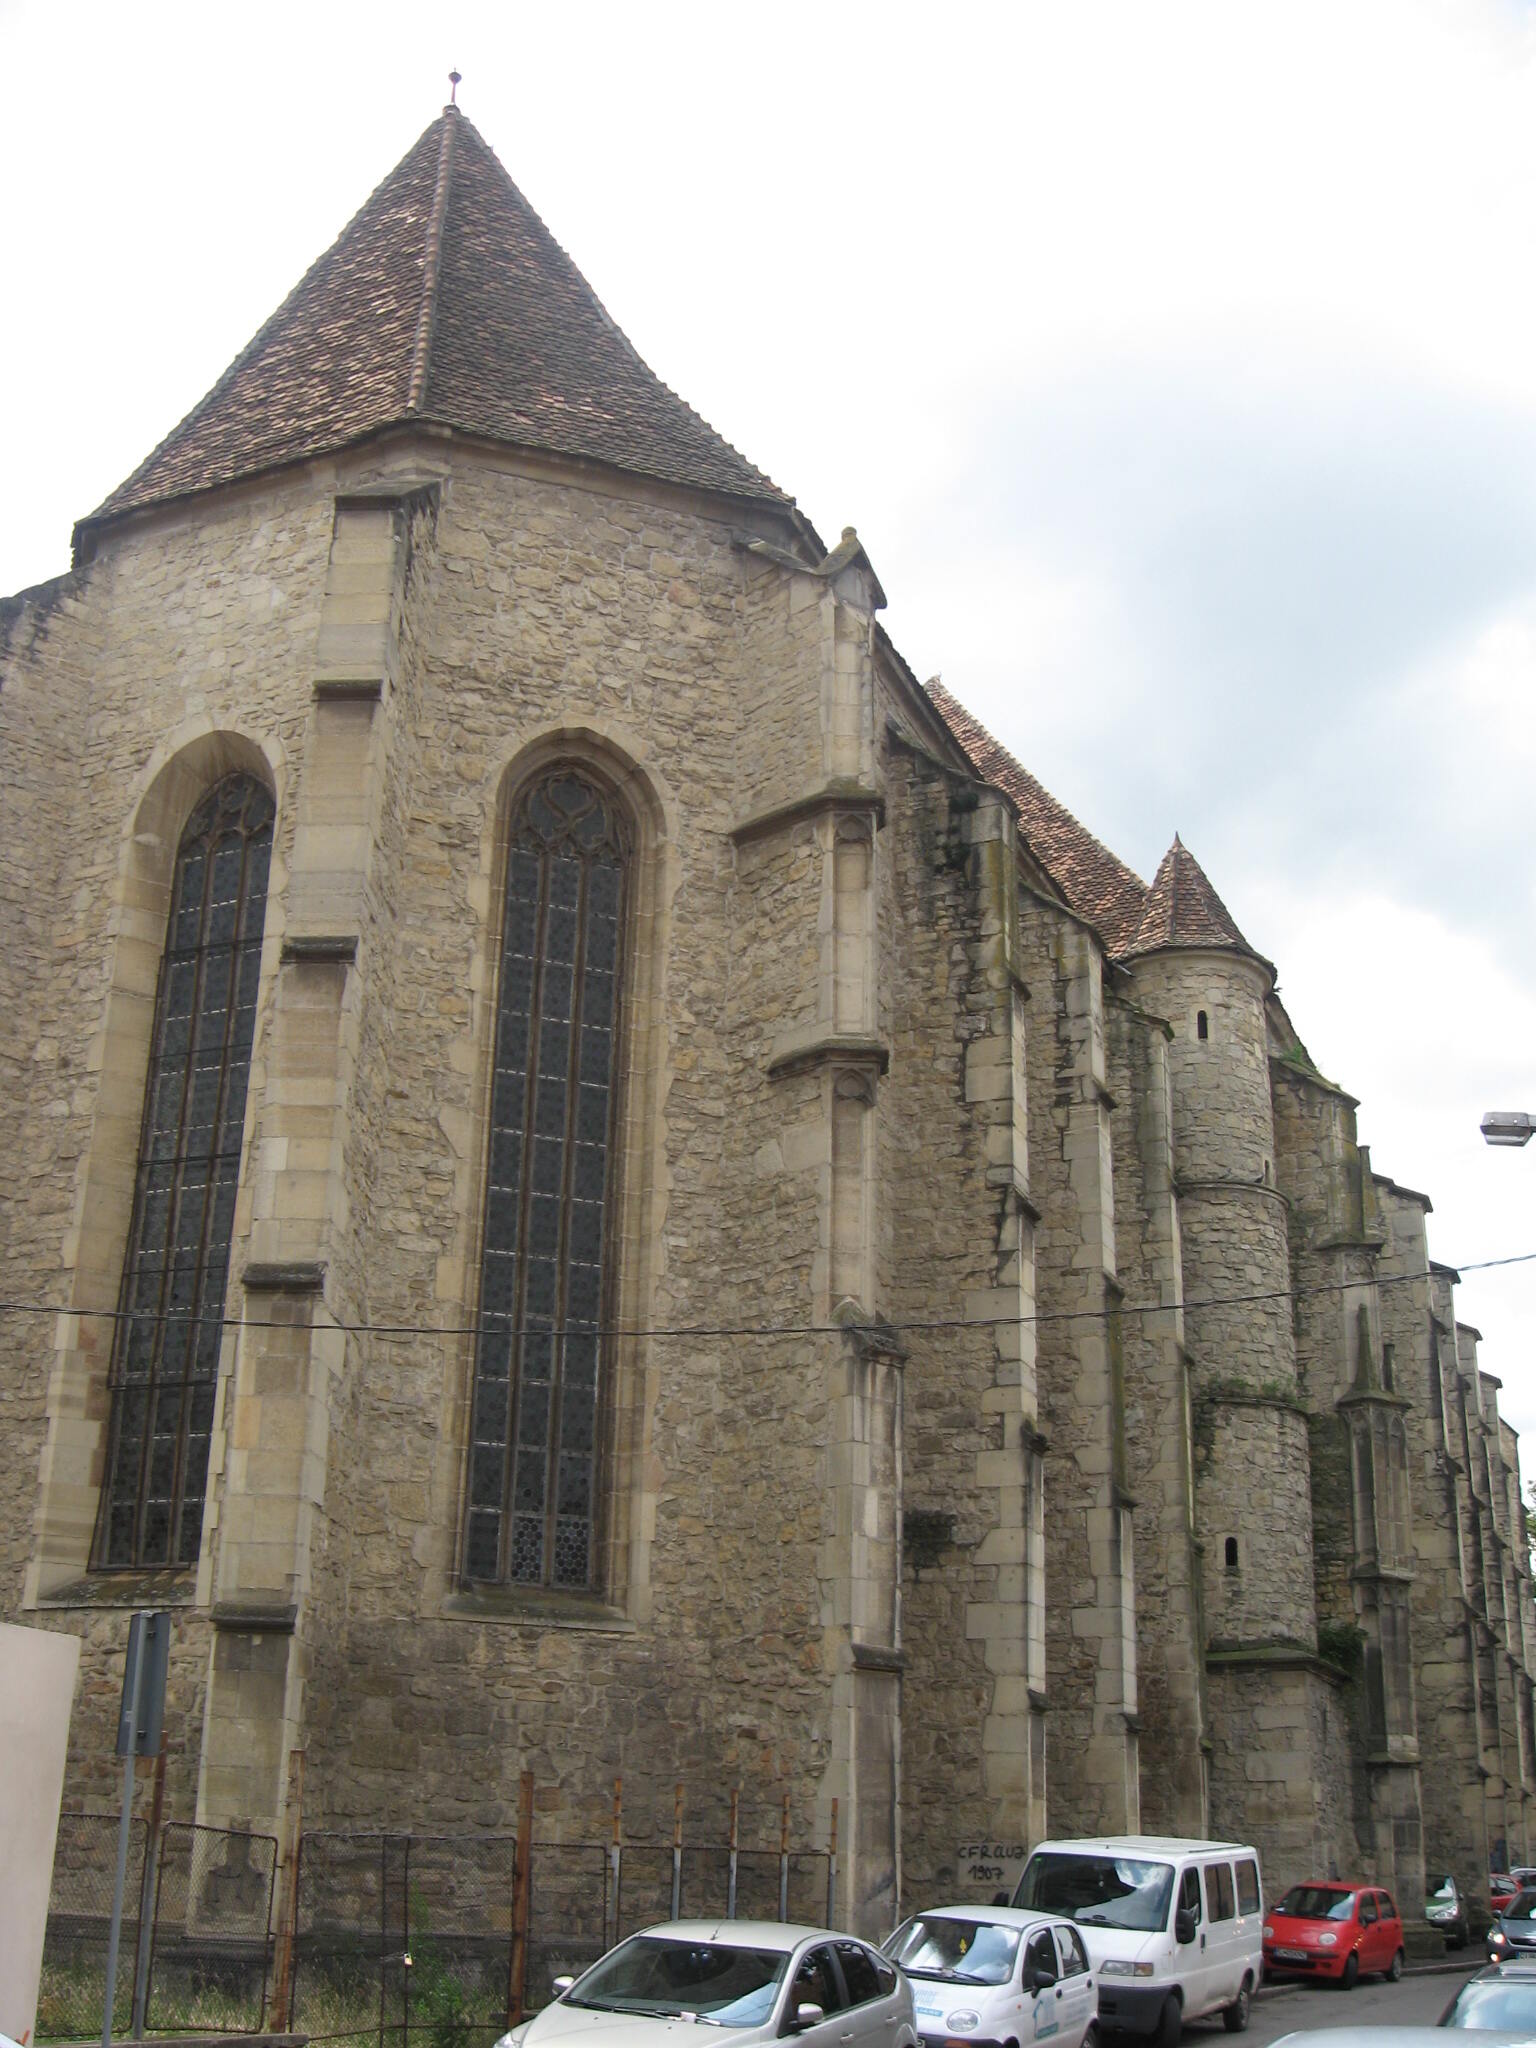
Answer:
[{"left": 495, "top": 1922, "right": 918, "bottom": 2048}]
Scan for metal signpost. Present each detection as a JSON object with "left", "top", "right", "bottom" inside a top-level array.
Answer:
[{"left": 102, "top": 1612, "right": 169, "bottom": 2048}]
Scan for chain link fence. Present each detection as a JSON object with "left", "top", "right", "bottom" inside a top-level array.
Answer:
[
  {"left": 140, "top": 1822, "right": 276, "bottom": 2031},
  {"left": 291, "top": 1829, "right": 832, "bottom": 2043},
  {"left": 36, "top": 1814, "right": 275, "bottom": 2038},
  {"left": 292, "top": 1832, "right": 518, "bottom": 2046},
  {"left": 38, "top": 1796, "right": 833, "bottom": 2045},
  {"left": 35, "top": 1812, "right": 145, "bottom": 2039}
]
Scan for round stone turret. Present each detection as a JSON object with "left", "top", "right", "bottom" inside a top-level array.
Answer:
[{"left": 1126, "top": 841, "right": 1315, "bottom": 1656}]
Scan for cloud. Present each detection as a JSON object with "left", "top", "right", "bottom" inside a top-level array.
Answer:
[{"left": 1238, "top": 881, "right": 1536, "bottom": 1437}]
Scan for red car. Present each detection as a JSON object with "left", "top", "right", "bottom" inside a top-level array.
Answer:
[
  {"left": 1492, "top": 1874, "right": 1520, "bottom": 1907},
  {"left": 1262, "top": 1882, "right": 1406, "bottom": 1987}
]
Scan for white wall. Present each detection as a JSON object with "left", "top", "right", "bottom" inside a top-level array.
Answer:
[{"left": 0, "top": 1623, "right": 81, "bottom": 2045}]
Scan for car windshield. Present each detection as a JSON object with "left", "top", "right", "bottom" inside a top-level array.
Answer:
[
  {"left": 1441, "top": 1981, "right": 1536, "bottom": 2029},
  {"left": 1276, "top": 1887, "right": 1356, "bottom": 1921},
  {"left": 1504, "top": 1893, "right": 1536, "bottom": 1923},
  {"left": 1429, "top": 1879, "right": 1456, "bottom": 1903},
  {"left": 884, "top": 1917, "right": 1021, "bottom": 1986},
  {"left": 565, "top": 1936, "right": 791, "bottom": 2024},
  {"left": 1015, "top": 1852, "right": 1175, "bottom": 1933}
]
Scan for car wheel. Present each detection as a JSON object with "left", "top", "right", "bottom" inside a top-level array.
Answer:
[
  {"left": 1222, "top": 1980, "right": 1252, "bottom": 2033},
  {"left": 1155, "top": 1996, "right": 1182, "bottom": 2048},
  {"left": 1082, "top": 2024, "right": 1100, "bottom": 2048},
  {"left": 1341, "top": 1954, "right": 1358, "bottom": 1991},
  {"left": 1389, "top": 1949, "right": 1404, "bottom": 1983}
]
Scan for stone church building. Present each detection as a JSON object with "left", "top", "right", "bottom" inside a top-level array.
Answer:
[{"left": 3, "top": 104, "right": 1533, "bottom": 1935}]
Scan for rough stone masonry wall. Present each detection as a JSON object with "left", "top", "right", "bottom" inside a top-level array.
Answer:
[
  {"left": 1268, "top": 1059, "right": 1394, "bottom": 1884},
  {"left": 1131, "top": 952, "right": 1366, "bottom": 1883},
  {"left": 1270, "top": 1064, "right": 1372, "bottom": 1625},
  {"left": 1204, "top": 1657, "right": 1352, "bottom": 1894},
  {"left": 0, "top": 574, "right": 101, "bottom": 1593},
  {"left": 0, "top": 469, "right": 339, "bottom": 1819},
  {"left": 1367, "top": 1180, "right": 1442, "bottom": 1901},
  {"left": 1020, "top": 892, "right": 1137, "bottom": 1837},
  {"left": 1104, "top": 989, "right": 1205, "bottom": 1834},
  {"left": 877, "top": 733, "right": 1044, "bottom": 1902},
  {"left": 295, "top": 452, "right": 845, "bottom": 1848},
  {"left": 1132, "top": 955, "right": 1312, "bottom": 1647},
  {"left": 1415, "top": 1272, "right": 1491, "bottom": 1891}
]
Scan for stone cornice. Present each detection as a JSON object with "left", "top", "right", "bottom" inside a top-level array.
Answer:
[
  {"left": 1205, "top": 1640, "right": 1350, "bottom": 1688},
  {"left": 211, "top": 1599, "right": 297, "bottom": 1633},
  {"left": 850, "top": 1641, "right": 904, "bottom": 1673},
  {"left": 1174, "top": 1174, "right": 1290, "bottom": 1211},
  {"left": 242, "top": 1260, "right": 326, "bottom": 1294},
  {"left": 729, "top": 783, "right": 886, "bottom": 846},
  {"left": 281, "top": 934, "right": 359, "bottom": 966},
  {"left": 765, "top": 1031, "right": 889, "bottom": 1081},
  {"left": 313, "top": 673, "right": 385, "bottom": 702}
]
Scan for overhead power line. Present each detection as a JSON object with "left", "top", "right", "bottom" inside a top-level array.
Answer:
[{"left": 0, "top": 1251, "right": 1530, "bottom": 1346}]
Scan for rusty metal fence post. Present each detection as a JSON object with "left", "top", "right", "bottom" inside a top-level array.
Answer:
[
  {"left": 508, "top": 1769, "right": 535, "bottom": 2025},
  {"left": 269, "top": 1746, "right": 305, "bottom": 2030},
  {"left": 401, "top": 1837, "right": 412, "bottom": 2048},
  {"left": 778, "top": 1794, "right": 790, "bottom": 1922},
  {"left": 605, "top": 1778, "right": 622, "bottom": 1953},
  {"left": 826, "top": 1800, "right": 838, "bottom": 1928},
  {"left": 670, "top": 1784, "right": 684, "bottom": 1921},
  {"left": 727, "top": 1790, "right": 739, "bottom": 1921},
  {"left": 129, "top": 1738, "right": 168, "bottom": 2036}
]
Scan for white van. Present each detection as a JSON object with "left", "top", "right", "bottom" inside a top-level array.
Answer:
[{"left": 1009, "top": 1836, "right": 1263, "bottom": 2045}]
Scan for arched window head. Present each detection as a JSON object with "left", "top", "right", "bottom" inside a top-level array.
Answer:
[
  {"left": 464, "top": 766, "right": 631, "bottom": 1592},
  {"left": 95, "top": 774, "right": 274, "bottom": 1570}
]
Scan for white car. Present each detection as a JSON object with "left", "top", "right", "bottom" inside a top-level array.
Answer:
[
  {"left": 494, "top": 1921, "right": 918, "bottom": 2048},
  {"left": 883, "top": 1906, "right": 1098, "bottom": 2048}
]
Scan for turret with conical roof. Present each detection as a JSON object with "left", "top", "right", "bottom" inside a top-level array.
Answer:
[{"left": 1125, "top": 838, "right": 1326, "bottom": 1868}]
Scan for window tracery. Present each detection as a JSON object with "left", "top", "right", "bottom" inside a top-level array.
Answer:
[
  {"left": 95, "top": 773, "right": 274, "bottom": 1570},
  {"left": 463, "top": 767, "right": 629, "bottom": 1591}
]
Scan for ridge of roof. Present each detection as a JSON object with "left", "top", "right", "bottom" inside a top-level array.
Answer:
[
  {"left": 405, "top": 107, "right": 458, "bottom": 415},
  {"left": 79, "top": 107, "right": 790, "bottom": 548},
  {"left": 922, "top": 678, "right": 1150, "bottom": 953},
  {"left": 1126, "top": 834, "right": 1265, "bottom": 964}
]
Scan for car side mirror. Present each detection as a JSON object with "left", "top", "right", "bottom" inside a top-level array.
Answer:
[
  {"left": 791, "top": 2004, "right": 825, "bottom": 2033},
  {"left": 553, "top": 1976, "right": 576, "bottom": 1997},
  {"left": 1175, "top": 1909, "right": 1198, "bottom": 1945},
  {"left": 1030, "top": 1967, "right": 1057, "bottom": 1993}
]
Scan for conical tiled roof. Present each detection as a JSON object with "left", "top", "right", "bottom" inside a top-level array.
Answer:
[
  {"left": 81, "top": 107, "right": 787, "bottom": 542},
  {"left": 1125, "top": 834, "right": 1259, "bottom": 959},
  {"left": 924, "top": 679, "right": 1151, "bottom": 954}
]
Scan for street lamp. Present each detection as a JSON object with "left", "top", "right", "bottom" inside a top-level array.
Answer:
[{"left": 1482, "top": 1111, "right": 1536, "bottom": 1148}]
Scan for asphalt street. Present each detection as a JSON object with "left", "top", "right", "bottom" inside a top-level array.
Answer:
[{"left": 1176, "top": 1958, "right": 1486, "bottom": 2048}]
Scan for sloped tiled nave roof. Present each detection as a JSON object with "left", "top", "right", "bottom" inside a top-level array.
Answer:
[
  {"left": 924, "top": 681, "right": 1262, "bottom": 969},
  {"left": 924, "top": 678, "right": 1151, "bottom": 955},
  {"left": 84, "top": 108, "right": 787, "bottom": 535}
]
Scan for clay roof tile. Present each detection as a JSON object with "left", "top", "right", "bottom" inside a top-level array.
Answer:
[
  {"left": 1126, "top": 834, "right": 1262, "bottom": 961},
  {"left": 80, "top": 108, "right": 787, "bottom": 544},
  {"left": 923, "top": 679, "right": 1149, "bottom": 953}
]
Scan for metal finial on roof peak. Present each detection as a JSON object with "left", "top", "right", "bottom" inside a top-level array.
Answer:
[{"left": 448, "top": 69, "right": 462, "bottom": 106}]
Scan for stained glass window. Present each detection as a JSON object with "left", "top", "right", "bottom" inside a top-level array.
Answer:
[
  {"left": 95, "top": 774, "right": 274, "bottom": 1570},
  {"left": 464, "top": 768, "right": 628, "bottom": 1590}
]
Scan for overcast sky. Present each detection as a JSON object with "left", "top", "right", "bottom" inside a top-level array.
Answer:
[{"left": 4, "top": 1, "right": 1534, "bottom": 1443}]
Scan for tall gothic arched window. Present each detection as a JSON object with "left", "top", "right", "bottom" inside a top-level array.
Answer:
[
  {"left": 95, "top": 774, "right": 274, "bottom": 1570},
  {"left": 464, "top": 767, "right": 629, "bottom": 1591}
]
